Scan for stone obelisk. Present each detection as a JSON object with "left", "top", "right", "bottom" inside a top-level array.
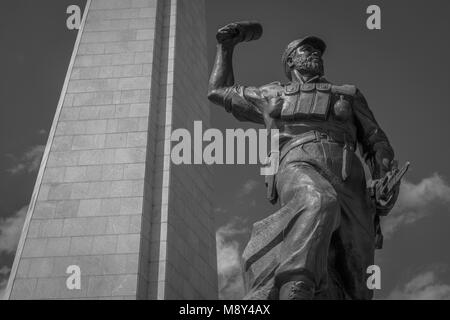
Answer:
[{"left": 5, "top": 0, "right": 217, "bottom": 300}]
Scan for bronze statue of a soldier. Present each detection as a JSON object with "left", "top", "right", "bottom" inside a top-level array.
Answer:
[{"left": 208, "top": 22, "right": 402, "bottom": 300}]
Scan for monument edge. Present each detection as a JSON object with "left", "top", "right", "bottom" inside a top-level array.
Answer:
[{"left": 3, "top": 0, "right": 92, "bottom": 300}]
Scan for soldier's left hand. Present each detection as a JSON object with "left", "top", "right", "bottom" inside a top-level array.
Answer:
[
  {"left": 376, "top": 180, "right": 400, "bottom": 216},
  {"left": 375, "top": 150, "right": 393, "bottom": 179},
  {"left": 376, "top": 160, "right": 400, "bottom": 216}
]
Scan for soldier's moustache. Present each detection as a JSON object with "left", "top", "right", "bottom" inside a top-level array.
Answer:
[{"left": 293, "top": 54, "right": 324, "bottom": 76}]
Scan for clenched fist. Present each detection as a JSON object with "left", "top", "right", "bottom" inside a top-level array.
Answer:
[{"left": 216, "top": 21, "right": 263, "bottom": 48}]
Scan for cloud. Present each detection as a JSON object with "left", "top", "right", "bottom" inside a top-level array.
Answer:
[
  {"left": 388, "top": 269, "right": 450, "bottom": 300},
  {"left": 382, "top": 174, "right": 450, "bottom": 238},
  {"left": 6, "top": 145, "right": 45, "bottom": 175},
  {"left": 0, "top": 266, "right": 11, "bottom": 300},
  {"left": 216, "top": 217, "right": 250, "bottom": 300},
  {"left": 237, "top": 179, "right": 260, "bottom": 198},
  {"left": 0, "top": 205, "right": 28, "bottom": 254}
]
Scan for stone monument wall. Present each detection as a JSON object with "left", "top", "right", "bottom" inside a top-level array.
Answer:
[{"left": 5, "top": 0, "right": 217, "bottom": 300}]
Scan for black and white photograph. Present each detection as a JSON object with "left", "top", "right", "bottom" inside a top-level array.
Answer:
[{"left": 0, "top": 0, "right": 449, "bottom": 309}]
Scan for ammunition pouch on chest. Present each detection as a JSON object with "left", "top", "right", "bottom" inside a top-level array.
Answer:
[
  {"left": 281, "top": 83, "right": 332, "bottom": 121},
  {"left": 281, "top": 83, "right": 357, "bottom": 123}
]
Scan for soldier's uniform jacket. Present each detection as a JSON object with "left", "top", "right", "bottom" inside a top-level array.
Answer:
[{"left": 221, "top": 76, "right": 393, "bottom": 172}]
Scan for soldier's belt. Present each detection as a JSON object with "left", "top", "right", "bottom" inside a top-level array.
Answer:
[
  {"left": 279, "top": 131, "right": 317, "bottom": 163},
  {"left": 280, "top": 130, "right": 353, "bottom": 162},
  {"left": 279, "top": 130, "right": 355, "bottom": 181}
]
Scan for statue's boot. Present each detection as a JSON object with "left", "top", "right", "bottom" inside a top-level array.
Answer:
[{"left": 279, "top": 278, "right": 315, "bottom": 300}]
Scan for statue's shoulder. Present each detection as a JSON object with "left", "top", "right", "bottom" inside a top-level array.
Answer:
[
  {"left": 330, "top": 83, "right": 368, "bottom": 107},
  {"left": 331, "top": 83, "right": 358, "bottom": 97},
  {"left": 259, "top": 81, "right": 285, "bottom": 97}
]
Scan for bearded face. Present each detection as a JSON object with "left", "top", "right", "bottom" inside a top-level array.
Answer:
[{"left": 290, "top": 44, "right": 324, "bottom": 77}]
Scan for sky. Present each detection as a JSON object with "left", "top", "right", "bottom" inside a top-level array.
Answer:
[{"left": 1, "top": 0, "right": 450, "bottom": 300}]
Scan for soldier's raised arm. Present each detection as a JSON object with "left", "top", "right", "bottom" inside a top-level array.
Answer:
[
  {"left": 353, "top": 89, "right": 395, "bottom": 179},
  {"left": 207, "top": 22, "right": 266, "bottom": 124}
]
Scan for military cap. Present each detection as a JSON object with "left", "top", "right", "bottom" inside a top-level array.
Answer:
[{"left": 282, "top": 36, "right": 326, "bottom": 80}]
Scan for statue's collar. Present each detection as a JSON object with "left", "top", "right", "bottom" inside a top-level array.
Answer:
[
  {"left": 302, "top": 75, "right": 320, "bottom": 84},
  {"left": 296, "top": 76, "right": 328, "bottom": 85}
]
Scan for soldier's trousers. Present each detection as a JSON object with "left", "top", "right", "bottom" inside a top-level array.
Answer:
[{"left": 242, "top": 139, "right": 376, "bottom": 300}]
